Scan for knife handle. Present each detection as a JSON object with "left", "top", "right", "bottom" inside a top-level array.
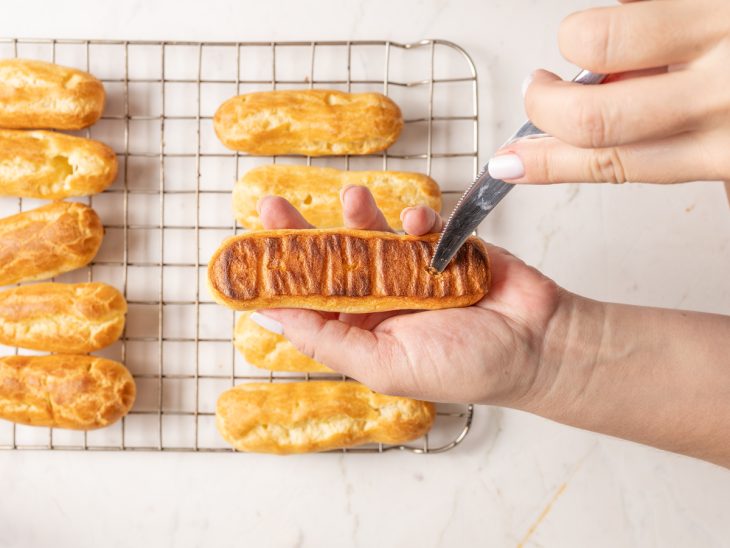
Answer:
[{"left": 429, "top": 70, "right": 607, "bottom": 272}]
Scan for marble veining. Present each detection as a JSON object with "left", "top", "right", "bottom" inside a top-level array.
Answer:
[{"left": 0, "top": 0, "right": 729, "bottom": 547}]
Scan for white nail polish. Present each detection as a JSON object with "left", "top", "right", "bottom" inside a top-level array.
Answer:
[
  {"left": 521, "top": 73, "right": 534, "bottom": 98},
  {"left": 250, "top": 312, "right": 284, "bottom": 335},
  {"left": 488, "top": 154, "right": 525, "bottom": 180}
]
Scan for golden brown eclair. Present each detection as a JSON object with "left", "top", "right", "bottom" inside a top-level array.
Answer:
[
  {"left": 0, "top": 201, "right": 104, "bottom": 286},
  {"left": 234, "top": 312, "right": 332, "bottom": 373},
  {"left": 233, "top": 165, "right": 441, "bottom": 230},
  {"left": 0, "top": 129, "right": 118, "bottom": 199},
  {"left": 208, "top": 229, "right": 490, "bottom": 313},
  {"left": 0, "top": 282, "right": 126, "bottom": 353},
  {"left": 216, "top": 381, "right": 435, "bottom": 454},
  {"left": 214, "top": 89, "right": 403, "bottom": 156},
  {"left": 0, "top": 59, "right": 105, "bottom": 130},
  {"left": 0, "top": 354, "right": 135, "bottom": 430}
]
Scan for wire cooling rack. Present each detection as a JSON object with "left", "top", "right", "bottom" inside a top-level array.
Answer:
[{"left": 0, "top": 38, "right": 479, "bottom": 453}]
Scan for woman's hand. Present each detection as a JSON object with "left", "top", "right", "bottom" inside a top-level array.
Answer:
[
  {"left": 255, "top": 186, "right": 572, "bottom": 406},
  {"left": 253, "top": 187, "right": 730, "bottom": 467},
  {"left": 487, "top": 0, "right": 730, "bottom": 184}
]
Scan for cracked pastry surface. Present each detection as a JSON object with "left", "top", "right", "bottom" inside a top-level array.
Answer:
[
  {"left": 0, "top": 129, "right": 117, "bottom": 199},
  {"left": 0, "top": 282, "right": 127, "bottom": 353},
  {"left": 0, "top": 354, "right": 135, "bottom": 430},
  {"left": 216, "top": 381, "right": 435, "bottom": 454},
  {"left": 0, "top": 59, "right": 105, "bottom": 130},
  {"left": 233, "top": 164, "right": 441, "bottom": 230},
  {"left": 214, "top": 89, "right": 403, "bottom": 156},
  {"left": 0, "top": 201, "right": 104, "bottom": 286}
]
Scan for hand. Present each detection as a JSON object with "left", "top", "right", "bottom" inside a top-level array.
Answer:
[
  {"left": 256, "top": 185, "right": 568, "bottom": 405},
  {"left": 253, "top": 187, "right": 730, "bottom": 467},
  {"left": 487, "top": 0, "right": 730, "bottom": 184}
]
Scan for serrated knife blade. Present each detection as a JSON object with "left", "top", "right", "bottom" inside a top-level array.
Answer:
[{"left": 429, "top": 69, "right": 606, "bottom": 273}]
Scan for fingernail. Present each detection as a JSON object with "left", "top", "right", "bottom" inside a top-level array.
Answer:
[
  {"left": 400, "top": 206, "right": 415, "bottom": 222},
  {"left": 521, "top": 72, "right": 534, "bottom": 98},
  {"left": 339, "top": 185, "right": 356, "bottom": 204},
  {"left": 250, "top": 312, "right": 284, "bottom": 335},
  {"left": 488, "top": 154, "right": 525, "bottom": 180}
]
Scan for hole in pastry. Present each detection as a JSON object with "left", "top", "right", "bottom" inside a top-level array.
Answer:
[
  {"left": 50, "top": 155, "right": 74, "bottom": 180},
  {"left": 302, "top": 194, "right": 312, "bottom": 205}
]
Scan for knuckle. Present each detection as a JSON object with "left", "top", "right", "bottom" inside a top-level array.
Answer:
[
  {"left": 307, "top": 321, "right": 336, "bottom": 363},
  {"left": 571, "top": 100, "right": 612, "bottom": 148},
  {"left": 588, "top": 148, "right": 628, "bottom": 184},
  {"left": 299, "top": 340, "right": 321, "bottom": 362}
]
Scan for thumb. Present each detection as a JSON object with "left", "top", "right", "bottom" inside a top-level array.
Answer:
[
  {"left": 487, "top": 133, "right": 720, "bottom": 184},
  {"left": 258, "top": 309, "right": 401, "bottom": 394}
]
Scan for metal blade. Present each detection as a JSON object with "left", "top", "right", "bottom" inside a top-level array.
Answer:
[
  {"left": 430, "top": 69, "right": 606, "bottom": 272},
  {"left": 430, "top": 167, "right": 513, "bottom": 272}
]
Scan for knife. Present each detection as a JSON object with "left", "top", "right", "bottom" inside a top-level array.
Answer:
[{"left": 429, "top": 69, "right": 606, "bottom": 273}]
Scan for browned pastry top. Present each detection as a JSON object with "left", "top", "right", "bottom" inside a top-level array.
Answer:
[
  {"left": 0, "top": 354, "right": 135, "bottom": 430},
  {"left": 216, "top": 381, "right": 436, "bottom": 453},
  {"left": 208, "top": 229, "right": 490, "bottom": 312},
  {"left": 213, "top": 89, "right": 403, "bottom": 156},
  {"left": 0, "top": 129, "right": 118, "bottom": 199},
  {"left": 0, "top": 282, "right": 127, "bottom": 353},
  {"left": 0, "top": 201, "right": 104, "bottom": 286},
  {"left": 0, "top": 59, "right": 105, "bottom": 130}
]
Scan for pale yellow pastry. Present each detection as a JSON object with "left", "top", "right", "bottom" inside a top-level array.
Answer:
[
  {"left": 216, "top": 381, "right": 435, "bottom": 454},
  {"left": 0, "top": 59, "right": 105, "bottom": 129},
  {"left": 0, "top": 201, "right": 104, "bottom": 286},
  {"left": 0, "top": 354, "right": 135, "bottom": 430},
  {"left": 0, "top": 282, "right": 127, "bottom": 353},
  {"left": 208, "top": 228, "right": 490, "bottom": 313},
  {"left": 0, "top": 129, "right": 117, "bottom": 199},
  {"left": 214, "top": 89, "right": 403, "bottom": 156},
  {"left": 233, "top": 164, "right": 441, "bottom": 230},
  {"left": 234, "top": 312, "right": 332, "bottom": 373}
]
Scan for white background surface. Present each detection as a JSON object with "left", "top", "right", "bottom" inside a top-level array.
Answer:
[{"left": 2, "top": 1, "right": 730, "bottom": 547}]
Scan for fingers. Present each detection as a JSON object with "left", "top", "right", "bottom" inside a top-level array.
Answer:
[
  {"left": 489, "top": 132, "right": 728, "bottom": 185},
  {"left": 257, "top": 195, "right": 313, "bottom": 230},
  {"left": 400, "top": 205, "right": 443, "bottom": 236},
  {"left": 258, "top": 186, "right": 394, "bottom": 232},
  {"left": 559, "top": 2, "right": 719, "bottom": 73},
  {"left": 260, "top": 308, "right": 405, "bottom": 394},
  {"left": 341, "top": 185, "right": 393, "bottom": 232},
  {"left": 524, "top": 68, "right": 702, "bottom": 149}
]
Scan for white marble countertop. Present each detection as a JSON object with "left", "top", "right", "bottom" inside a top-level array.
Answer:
[{"left": 1, "top": 0, "right": 730, "bottom": 546}]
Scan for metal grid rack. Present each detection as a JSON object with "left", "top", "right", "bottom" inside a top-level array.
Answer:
[{"left": 0, "top": 38, "right": 479, "bottom": 453}]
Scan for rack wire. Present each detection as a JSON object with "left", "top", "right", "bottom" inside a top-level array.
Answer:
[{"left": 0, "top": 38, "right": 479, "bottom": 453}]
